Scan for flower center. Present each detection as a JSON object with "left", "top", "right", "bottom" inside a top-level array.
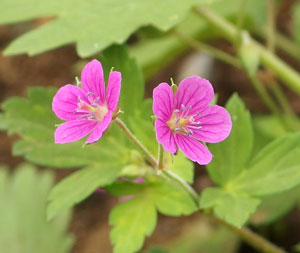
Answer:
[
  {"left": 167, "top": 104, "right": 202, "bottom": 136},
  {"left": 75, "top": 92, "right": 108, "bottom": 121}
]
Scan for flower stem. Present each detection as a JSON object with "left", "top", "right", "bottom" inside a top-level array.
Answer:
[
  {"left": 115, "top": 117, "right": 286, "bottom": 253},
  {"left": 114, "top": 118, "right": 157, "bottom": 168},
  {"left": 158, "top": 144, "right": 164, "bottom": 170},
  {"left": 195, "top": 5, "right": 300, "bottom": 95}
]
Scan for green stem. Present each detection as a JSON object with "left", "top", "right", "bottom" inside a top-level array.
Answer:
[
  {"left": 158, "top": 144, "right": 164, "bottom": 170},
  {"left": 195, "top": 6, "right": 300, "bottom": 94},
  {"left": 266, "top": 0, "right": 276, "bottom": 52},
  {"left": 114, "top": 117, "right": 199, "bottom": 204},
  {"left": 114, "top": 118, "right": 157, "bottom": 168},
  {"left": 255, "top": 30, "right": 300, "bottom": 61},
  {"left": 212, "top": 215, "right": 286, "bottom": 253},
  {"left": 175, "top": 29, "right": 242, "bottom": 68},
  {"left": 246, "top": 73, "right": 279, "bottom": 115},
  {"left": 115, "top": 117, "right": 286, "bottom": 253},
  {"left": 236, "top": 0, "right": 248, "bottom": 43}
]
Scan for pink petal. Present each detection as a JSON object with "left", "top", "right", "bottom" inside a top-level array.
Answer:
[
  {"left": 176, "top": 134, "right": 212, "bottom": 165},
  {"left": 153, "top": 82, "right": 174, "bottom": 121},
  {"left": 52, "top": 84, "right": 88, "bottom": 121},
  {"left": 192, "top": 105, "right": 232, "bottom": 143},
  {"left": 81, "top": 59, "right": 105, "bottom": 105},
  {"left": 175, "top": 76, "right": 214, "bottom": 115},
  {"left": 55, "top": 120, "right": 98, "bottom": 144},
  {"left": 86, "top": 111, "right": 112, "bottom": 143},
  {"left": 155, "top": 119, "right": 177, "bottom": 154},
  {"left": 106, "top": 71, "right": 121, "bottom": 111}
]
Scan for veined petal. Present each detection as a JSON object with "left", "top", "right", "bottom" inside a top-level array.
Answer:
[
  {"left": 106, "top": 71, "right": 121, "bottom": 111},
  {"left": 52, "top": 84, "right": 88, "bottom": 121},
  {"left": 153, "top": 82, "right": 174, "bottom": 121},
  {"left": 86, "top": 111, "right": 112, "bottom": 143},
  {"left": 155, "top": 119, "right": 177, "bottom": 154},
  {"left": 54, "top": 120, "right": 98, "bottom": 144},
  {"left": 81, "top": 59, "right": 105, "bottom": 105},
  {"left": 192, "top": 105, "right": 232, "bottom": 143},
  {"left": 175, "top": 76, "right": 214, "bottom": 114},
  {"left": 176, "top": 134, "right": 212, "bottom": 165}
]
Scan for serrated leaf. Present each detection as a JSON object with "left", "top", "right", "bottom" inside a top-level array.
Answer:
[
  {"left": 0, "top": 164, "right": 73, "bottom": 253},
  {"left": 47, "top": 164, "right": 122, "bottom": 220},
  {"left": 199, "top": 187, "right": 260, "bottom": 227},
  {"left": 110, "top": 195, "right": 157, "bottom": 253},
  {"left": 207, "top": 94, "right": 253, "bottom": 185},
  {"left": 2, "top": 0, "right": 203, "bottom": 57},
  {"left": 230, "top": 133, "right": 300, "bottom": 196}
]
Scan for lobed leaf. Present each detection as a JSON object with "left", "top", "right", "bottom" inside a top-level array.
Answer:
[
  {"left": 47, "top": 164, "right": 122, "bottom": 220},
  {"left": 199, "top": 187, "right": 260, "bottom": 227},
  {"left": 207, "top": 94, "right": 253, "bottom": 185}
]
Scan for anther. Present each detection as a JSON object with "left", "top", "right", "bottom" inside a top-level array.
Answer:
[
  {"left": 186, "top": 129, "right": 193, "bottom": 136},
  {"left": 181, "top": 104, "right": 186, "bottom": 111},
  {"left": 86, "top": 91, "right": 95, "bottom": 97},
  {"left": 173, "top": 109, "right": 180, "bottom": 113}
]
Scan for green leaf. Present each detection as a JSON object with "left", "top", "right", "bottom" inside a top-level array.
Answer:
[
  {"left": 230, "top": 133, "right": 300, "bottom": 196},
  {"left": 47, "top": 164, "right": 122, "bottom": 220},
  {"left": 199, "top": 187, "right": 260, "bottom": 227},
  {"left": 109, "top": 179, "right": 197, "bottom": 253},
  {"left": 1, "top": 0, "right": 203, "bottom": 57},
  {"left": 0, "top": 87, "right": 130, "bottom": 168},
  {"left": 110, "top": 195, "right": 157, "bottom": 253},
  {"left": 151, "top": 181, "right": 198, "bottom": 216},
  {"left": 167, "top": 152, "right": 194, "bottom": 184},
  {"left": 251, "top": 185, "right": 300, "bottom": 226},
  {"left": 0, "top": 164, "right": 73, "bottom": 253},
  {"left": 101, "top": 45, "right": 144, "bottom": 117},
  {"left": 207, "top": 94, "right": 253, "bottom": 185}
]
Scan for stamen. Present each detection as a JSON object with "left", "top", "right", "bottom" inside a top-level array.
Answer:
[
  {"left": 173, "top": 109, "right": 180, "bottom": 113},
  {"left": 86, "top": 91, "right": 95, "bottom": 97},
  {"left": 186, "top": 129, "right": 193, "bottom": 136},
  {"left": 181, "top": 104, "right": 186, "bottom": 111}
]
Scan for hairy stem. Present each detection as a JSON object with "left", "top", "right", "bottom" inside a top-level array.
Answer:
[
  {"left": 115, "top": 117, "right": 286, "bottom": 253},
  {"left": 195, "top": 5, "right": 300, "bottom": 94}
]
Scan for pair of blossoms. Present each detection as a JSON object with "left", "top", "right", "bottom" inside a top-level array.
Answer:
[{"left": 53, "top": 60, "right": 232, "bottom": 165}]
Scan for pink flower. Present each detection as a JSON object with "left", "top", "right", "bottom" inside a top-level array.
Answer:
[
  {"left": 52, "top": 59, "right": 121, "bottom": 144},
  {"left": 153, "top": 76, "right": 232, "bottom": 165}
]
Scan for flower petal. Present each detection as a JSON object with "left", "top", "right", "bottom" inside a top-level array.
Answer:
[
  {"left": 176, "top": 134, "right": 212, "bottom": 165},
  {"left": 192, "top": 105, "right": 232, "bottom": 143},
  {"left": 54, "top": 120, "right": 98, "bottom": 144},
  {"left": 175, "top": 76, "right": 214, "bottom": 114},
  {"left": 106, "top": 71, "right": 121, "bottom": 111},
  {"left": 153, "top": 82, "right": 174, "bottom": 121},
  {"left": 155, "top": 119, "right": 177, "bottom": 154},
  {"left": 86, "top": 111, "right": 112, "bottom": 143},
  {"left": 81, "top": 59, "right": 105, "bottom": 104},
  {"left": 52, "top": 84, "right": 88, "bottom": 121}
]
